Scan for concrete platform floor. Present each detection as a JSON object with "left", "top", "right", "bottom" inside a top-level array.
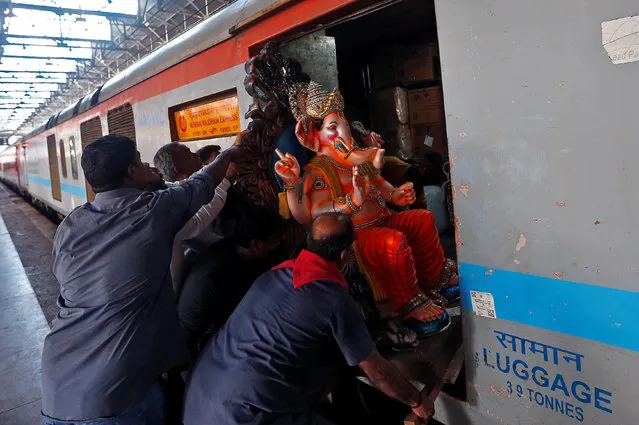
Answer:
[{"left": 0, "top": 183, "right": 59, "bottom": 424}]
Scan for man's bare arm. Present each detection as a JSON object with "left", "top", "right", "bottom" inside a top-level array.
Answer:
[
  {"left": 359, "top": 350, "right": 421, "bottom": 407},
  {"left": 359, "top": 350, "right": 434, "bottom": 422}
]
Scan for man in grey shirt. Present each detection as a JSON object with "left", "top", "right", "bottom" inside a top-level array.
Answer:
[{"left": 41, "top": 134, "right": 239, "bottom": 425}]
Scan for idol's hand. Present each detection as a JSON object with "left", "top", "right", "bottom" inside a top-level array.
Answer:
[
  {"left": 274, "top": 149, "right": 301, "bottom": 183},
  {"left": 372, "top": 148, "right": 385, "bottom": 170},
  {"left": 362, "top": 131, "right": 384, "bottom": 148},
  {"left": 391, "top": 182, "right": 417, "bottom": 206},
  {"left": 351, "top": 166, "right": 372, "bottom": 208}
]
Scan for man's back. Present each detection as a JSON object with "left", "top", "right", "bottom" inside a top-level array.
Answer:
[
  {"left": 43, "top": 179, "right": 212, "bottom": 420},
  {"left": 183, "top": 253, "right": 375, "bottom": 425}
]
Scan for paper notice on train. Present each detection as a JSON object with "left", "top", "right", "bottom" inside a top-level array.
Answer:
[
  {"left": 470, "top": 290, "right": 497, "bottom": 319},
  {"left": 423, "top": 134, "right": 434, "bottom": 148},
  {"left": 602, "top": 15, "right": 639, "bottom": 65}
]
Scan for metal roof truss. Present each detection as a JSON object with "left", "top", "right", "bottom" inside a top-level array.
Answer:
[{"left": 0, "top": 0, "right": 236, "bottom": 134}]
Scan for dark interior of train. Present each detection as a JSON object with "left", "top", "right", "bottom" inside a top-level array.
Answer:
[{"left": 279, "top": 0, "right": 466, "bottom": 423}]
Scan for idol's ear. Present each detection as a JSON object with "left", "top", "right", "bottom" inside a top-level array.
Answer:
[{"left": 294, "top": 119, "right": 320, "bottom": 152}]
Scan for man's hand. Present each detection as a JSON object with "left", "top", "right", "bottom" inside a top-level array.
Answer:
[
  {"left": 202, "top": 145, "right": 245, "bottom": 186},
  {"left": 226, "top": 161, "right": 237, "bottom": 178},
  {"left": 391, "top": 182, "right": 417, "bottom": 206},
  {"left": 274, "top": 149, "right": 301, "bottom": 184},
  {"left": 351, "top": 166, "right": 372, "bottom": 208},
  {"left": 359, "top": 351, "right": 423, "bottom": 416},
  {"left": 412, "top": 393, "right": 435, "bottom": 422}
]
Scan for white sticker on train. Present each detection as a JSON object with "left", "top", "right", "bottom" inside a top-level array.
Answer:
[
  {"left": 602, "top": 15, "right": 639, "bottom": 65},
  {"left": 470, "top": 290, "right": 497, "bottom": 318}
]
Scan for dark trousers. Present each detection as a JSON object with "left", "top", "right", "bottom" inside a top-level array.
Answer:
[{"left": 42, "top": 382, "right": 165, "bottom": 425}]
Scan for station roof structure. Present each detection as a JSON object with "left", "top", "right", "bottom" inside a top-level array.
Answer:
[{"left": 0, "top": 0, "right": 233, "bottom": 139}]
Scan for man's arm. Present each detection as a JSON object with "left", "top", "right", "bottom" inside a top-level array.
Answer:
[
  {"left": 173, "top": 178, "right": 230, "bottom": 242},
  {"left": 200, "top": 146, "right": 240, "bottom": 186},
  {"left": 360, "top": 351, "right": 434, "bottom": 421},
  {"left": 359, "top": 350, "right": 420, "bottom": 407},
  {"left": 157, "top": 146, "right": 240, "bottom": 233},
  {"left": 330, "top": 296, "right": 434, "bottom": 422}
]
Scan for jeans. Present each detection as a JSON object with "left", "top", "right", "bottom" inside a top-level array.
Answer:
[{"left": 42, "top": 382, "right": 165, "bottom": 425}]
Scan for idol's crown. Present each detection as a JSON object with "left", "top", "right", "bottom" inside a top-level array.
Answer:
[{"left": 289, "top": 81, "right": 344, "bottom": 122}]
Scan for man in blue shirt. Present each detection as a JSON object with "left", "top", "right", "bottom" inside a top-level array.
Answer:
[
  {"left": 183, "top": 213, "right": 434, "bottom": 425},
  {"left": 41, "top": 134, "right": 240, "bottom": 425}
]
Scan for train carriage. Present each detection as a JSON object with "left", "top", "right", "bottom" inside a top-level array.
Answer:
[
  {"left": 1, "top": 0, "right": 638, "bottom": 424},
  {"left": 0, "top": 143, "right": 21, "bottom": 193}
]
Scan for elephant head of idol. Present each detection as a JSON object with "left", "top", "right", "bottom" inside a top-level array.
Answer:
[{"left": 290, "top": 81, "right": 384, "bottom": 168}]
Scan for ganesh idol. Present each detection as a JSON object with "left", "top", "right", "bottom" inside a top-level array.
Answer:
[{"left": 274, "top": 81, "right": 459, "bottom": 336}]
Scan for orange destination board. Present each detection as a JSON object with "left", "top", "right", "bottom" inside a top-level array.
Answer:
[{"left": 174, "top": 95, "right": 240, "bottom": 140}]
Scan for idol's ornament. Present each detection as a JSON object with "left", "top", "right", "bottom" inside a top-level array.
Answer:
[{"left": 275, "top": 81, "right": 460, "bottom": 336}]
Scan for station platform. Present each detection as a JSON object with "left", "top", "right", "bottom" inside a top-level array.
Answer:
[{"left": 0, "top": 183, "right": 59, "bottom": 424}]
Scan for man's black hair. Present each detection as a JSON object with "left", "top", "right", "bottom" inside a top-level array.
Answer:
[
  {"left": 197, "top": 145, "right": 221, "bottom": 163},
  {"left": 80, "top": 134, "right": 136, "bottom": 193},
  {"left": 153, "top": 142, "right": 181, "bottom": 182},
  {"left": 306, "top": 213, "right": 355, "bottom": 263}
]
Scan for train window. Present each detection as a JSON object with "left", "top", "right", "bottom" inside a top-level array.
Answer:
[
  {"left": 168, "top": 89, "right": 240, "bottom": 142},
  {"left": 46, "top": 135, "right": 62, "bottom": 201},
  {"left": 69, "top": 137, "right": 78, "bottom": 180},
  {"left": 107, "top": 103, "right": 136, "bottom": 141},
  {"left": 80, "top": 116, "right": 103, "bottom": 202},
  {"left": 59, "top": 139, "right": 68, "bottom": 178}
]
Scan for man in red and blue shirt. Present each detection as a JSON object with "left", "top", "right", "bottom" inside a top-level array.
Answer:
[{"left": 183, "top": 213, "right": 434, "bottom": 425}]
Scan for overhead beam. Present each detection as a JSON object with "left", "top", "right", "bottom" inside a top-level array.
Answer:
[
  {"left": 0, "top": 92, "right": 52, "bottom": 96},
  {"left": 1, "top": 54, "right": 92, "bottom": 61},
  {"left": 0, "top": 69, "right": 76, "bottom": 74},
  {"left": 0, "top": 75, "right": 66, "bottom": 80},
  {"left": 0, "top": 100, "right": 47, "bottom": 103},
  {"left": 0, "top": 92, "right": 51, "bottom": 94},
  {"left": 9, "top": 3, "right": 138, "bottom": 20},
  {"left": 5, "top": 34, "right": 112, "bottom": 44},
  {"left": 0, "top": 79, "right": 65, "bottom": 84},
  {"left": 3, "top": 41, "right": 129, "bottom": 52},
  {"left": 0, "top": 90, "right": 57, "bottom": 93}
]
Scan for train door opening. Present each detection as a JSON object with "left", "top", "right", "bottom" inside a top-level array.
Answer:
[
  {"left": 80, "top": 116, "right": 103, "bottom": 202},
  {"left": 46, "top": 135, "right": 62, "bottom": 201},
  {"left": 278, "top": 0, "right": 466, "bottom": 414}
]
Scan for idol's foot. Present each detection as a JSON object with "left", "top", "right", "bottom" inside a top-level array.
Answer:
[
  {"left": 401, "top": 300, "right": 451, "bottom": 337},
  {"left": 440, "top": 273, "right": 460, "bottom": 303},
  {"left": 428, "top": 260, "right": 460, "bottom": 306}
]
